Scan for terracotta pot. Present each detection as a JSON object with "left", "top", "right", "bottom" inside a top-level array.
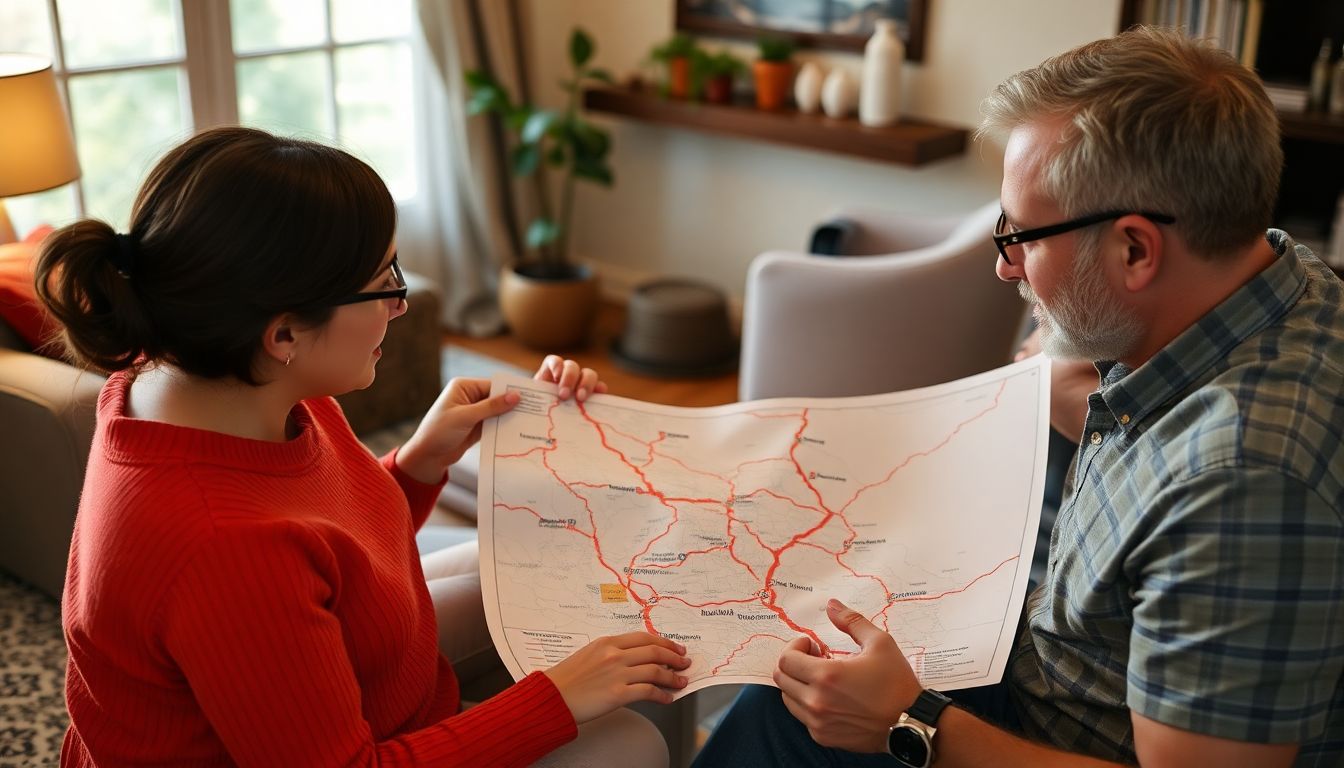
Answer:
[
  {"left": 703, "top": 74, "right": 734, "bottom": 104},
  {"left": 668, "top": 56, "right": 692, "bottom": 99},
  {"left": 498, "top": 263, "right": 599, "bottom": 350},
  {"left": 752, "top": 60, "right": 793, "bottom": 111}
]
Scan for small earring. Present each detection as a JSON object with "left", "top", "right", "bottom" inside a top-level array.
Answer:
[{"left": 284, "top": 354, "right": 292, "bottom": 367}]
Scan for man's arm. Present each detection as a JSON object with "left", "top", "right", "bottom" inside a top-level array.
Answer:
[{"left": 775, "top": 600, "right": 1299, "bottom": 767}]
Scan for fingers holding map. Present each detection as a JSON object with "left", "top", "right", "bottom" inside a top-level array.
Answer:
[{"left": 477, "top": 356, "right": 1050, "bottom": 698}]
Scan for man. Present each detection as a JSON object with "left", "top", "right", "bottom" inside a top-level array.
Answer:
[{"left": 694, "top": 26, "right": 1344, "bottom": 768}]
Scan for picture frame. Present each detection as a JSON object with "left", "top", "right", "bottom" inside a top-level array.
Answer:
[{"left": 675, "top": 0, "right": 928, "bottom": 62}]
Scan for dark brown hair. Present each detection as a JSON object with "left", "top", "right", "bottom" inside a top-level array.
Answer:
[{"left": 35, "top": 126, "right": 396, "bottom": 383}]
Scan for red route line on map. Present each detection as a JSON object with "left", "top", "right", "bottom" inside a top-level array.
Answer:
[
  {"left": 494, "top": 380, "right": 1014, "bottom": 661},
  {"left": 711, "top": 633, "right": 792, "bottom": 675}
]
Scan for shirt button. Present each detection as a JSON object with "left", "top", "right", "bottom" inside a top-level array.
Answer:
[
  {"left": 1119, "top": 414, "right": 1130, "bottom": 425},
  {"left": 1090, "top": 432, "right": 1102, "bottom": 445}
]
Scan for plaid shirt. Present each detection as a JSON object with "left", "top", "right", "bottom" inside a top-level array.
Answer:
[{"left": 1009, "top": 232, "right": 1344, "bottom": 766}]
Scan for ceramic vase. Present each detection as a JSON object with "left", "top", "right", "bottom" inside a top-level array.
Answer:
[
  {"left": 821, "top": 68, "right": 858, "bottom": 119},
  {"left": 860, "top": 19, "right": 904, "bottom": 127},
  {"left": 794, "top": 61, "right": 824, "bottom": 114}
]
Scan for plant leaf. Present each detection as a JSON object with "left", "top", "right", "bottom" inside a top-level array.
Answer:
[
  {"left": 573, "top": 157, "right": 614, "bottom": 186},
  {"left": 521, "top": 110, "right": 558, "bottom": 144},
  {"left": 527, "top": 218, "right": 561, "bottom": 249},
  {"left": 584, "top": 68, "right": 615, "bottom": 85},
  {"left": 512, "top": 144, "right": 540, "bottom": 176},
  {"left": 570, "top": 28, "right": 594, "bottom": 68},
  {"left": 547, "top": 145, "right": 566, "bottom": 167},
  {"left": 467, "top": 87, "right": 500, "bottom": 115}
]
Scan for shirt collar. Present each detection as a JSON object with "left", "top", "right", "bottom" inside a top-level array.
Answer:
[{"left": 1096, "top": 230, "right": 1308, "bottom": 431}]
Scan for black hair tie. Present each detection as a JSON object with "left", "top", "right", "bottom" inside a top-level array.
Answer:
[{"left": 109, "top": 233, "right": 138, "bottom": 278}]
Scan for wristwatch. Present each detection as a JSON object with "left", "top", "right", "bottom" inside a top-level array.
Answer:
[{"left": 886, "top": 688, "right": 953, "bottom": 768}]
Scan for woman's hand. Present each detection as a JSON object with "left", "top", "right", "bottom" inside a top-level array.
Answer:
[
  {"left": 396, "top": 377, "right": 517, "bottom": 484},
  {"left": 543, "top": 632, "right": 691, "bottom": 724},
  {"left": 533, "top": 354, "right": 608, "bottom": 401},
  {"left": 395, "top": 356, "right": 608, "bottom": 484}
]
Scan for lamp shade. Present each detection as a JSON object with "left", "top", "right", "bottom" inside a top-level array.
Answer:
[{"left": 0, "top": 54, "right": 80, "bottom": 198}]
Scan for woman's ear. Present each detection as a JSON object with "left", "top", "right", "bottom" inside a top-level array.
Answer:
[{"left": 261, "top": 315, "right": 299, "bottom": 368}]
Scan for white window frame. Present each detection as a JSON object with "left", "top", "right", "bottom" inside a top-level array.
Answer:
[{"left": 34, "top": 0, "right": 415, "bottom": 220}]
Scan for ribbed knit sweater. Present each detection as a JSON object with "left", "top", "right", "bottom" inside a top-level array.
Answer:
[{"left": 61, "top": 371, "right": 577, "bottom": 766}]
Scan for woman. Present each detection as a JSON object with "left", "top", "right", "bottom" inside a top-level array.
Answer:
[{"left": 39, "top": 126, "right": 689, "bottom": 767}]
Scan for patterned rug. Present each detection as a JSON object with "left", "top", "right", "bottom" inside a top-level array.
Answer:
[{"left": 0, "top": 345, "right": 525, "bottom": 767}]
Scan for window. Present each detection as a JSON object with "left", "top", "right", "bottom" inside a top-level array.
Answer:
[{"left": 0, "top": 0, "right": 415, "bottom": 234}]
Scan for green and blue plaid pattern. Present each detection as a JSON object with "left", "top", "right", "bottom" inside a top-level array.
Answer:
[{"left": 1010, "top": 232, "right": 1344, "bottom": 766}]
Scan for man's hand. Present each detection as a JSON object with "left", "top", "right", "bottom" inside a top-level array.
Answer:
[{"left": 773, "top": 599, "right": 922, "bottom": 753}]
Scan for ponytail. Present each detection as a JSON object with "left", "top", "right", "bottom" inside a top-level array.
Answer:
[{"left": 34, "top": 220, "right": 159, "bottom": 373}]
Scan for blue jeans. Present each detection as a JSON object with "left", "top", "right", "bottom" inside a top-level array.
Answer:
[{"left": 693, "top": 681, "right": 1022, "bottom": 767}]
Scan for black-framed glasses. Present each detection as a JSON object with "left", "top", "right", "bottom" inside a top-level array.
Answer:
[
  {"left": 331, "top": 255, "right": 408, "bottom": 307},
  {"left": 994, "top": 210, "right": 1176, "bottom": 265}
]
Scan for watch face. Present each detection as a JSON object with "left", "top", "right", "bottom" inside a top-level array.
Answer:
[{"left": 887, "top": 726, "right": 931, "bottom": 767}]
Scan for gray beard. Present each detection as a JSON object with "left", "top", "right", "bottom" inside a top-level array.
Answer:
[{"left": 1018, "top": 248, "right": 1144, "bottom": 363}]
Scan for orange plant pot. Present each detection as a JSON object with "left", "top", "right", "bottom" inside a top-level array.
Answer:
[
  {"left": 668, "top": 56, "right": 692, "bottom": 99},
  {"left": 752, "top": 60, "right": 793, "bottom": 111},
  {"left": 703, "top": 74, "right": 734, "bottom": 104}
]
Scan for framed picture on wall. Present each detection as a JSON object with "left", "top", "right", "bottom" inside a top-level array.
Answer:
[{"left": 675, "top": 0, "right": 929, "bottom": 61}]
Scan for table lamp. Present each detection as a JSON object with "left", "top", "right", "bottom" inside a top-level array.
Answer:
[{"left": 0, "top": 53, "right": 80, "bottom": 244}]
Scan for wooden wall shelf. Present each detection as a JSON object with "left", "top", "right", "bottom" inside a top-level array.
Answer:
[
  {"left": 1278, "top": 110, "right": 1344, "bottom": 145},
  {"left": 582, "top": 87, "right": 968, "bottom": 167}
]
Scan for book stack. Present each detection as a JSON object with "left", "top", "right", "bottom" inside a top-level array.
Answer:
[{"left": 1130, "top": 0, "right": 1265, "bottom": 66}]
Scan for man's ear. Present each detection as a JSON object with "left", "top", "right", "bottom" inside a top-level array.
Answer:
[
  {"left": 1112, "top": 214, "right": 1164, "bottom": 293},
  {"left": 261, "top": 315, "right": 299, "bottom": 367}
]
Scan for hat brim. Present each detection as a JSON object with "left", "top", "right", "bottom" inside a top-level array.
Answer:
[{"left": 608, "top": 338, "right": 739, "bottom": 379}]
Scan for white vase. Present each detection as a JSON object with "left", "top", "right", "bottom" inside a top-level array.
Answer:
[
  {"left": 794, "top": 61, "right": 824, "bottom": 114},
  {"left": 860, "top": 19, "right": 904, "bottom": 127},
  {"left": 820, "top": 68, "right": 858, "bottom": 119}
]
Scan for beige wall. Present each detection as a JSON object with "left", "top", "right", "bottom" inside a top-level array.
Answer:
[{"left": 525, "top": 0, "right": 1120, "bottom": 300}]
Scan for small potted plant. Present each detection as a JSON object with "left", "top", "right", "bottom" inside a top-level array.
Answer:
[
  {"left": 650, "top": 33, "right": 699, "bottom": 99},
  {"left": 695, "top": 50, "right": 746, "bottom": 105},
  {"left": 465, "top": 29, "right": 615, "bottom": 349},
  {"left": 753, "top": 35, "right": 795, "bottom": 110}
]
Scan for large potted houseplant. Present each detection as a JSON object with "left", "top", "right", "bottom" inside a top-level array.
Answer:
[{"left": 466, "top": 29, "right": 614, "bottom": 349}]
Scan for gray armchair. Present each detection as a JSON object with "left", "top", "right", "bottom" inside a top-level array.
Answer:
[
  {"left": 739, "top": 201, "right": 1028, "bottom": 401},
  {"left": 0, "top": 318, "right": 102, "bottom": 599}
]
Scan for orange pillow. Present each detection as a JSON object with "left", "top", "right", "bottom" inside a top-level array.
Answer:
[{"left": 0, "top": 235, "right": 60, "bottom": 355}]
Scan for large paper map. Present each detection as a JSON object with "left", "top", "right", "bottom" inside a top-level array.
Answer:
[{"left": 478, "top": 357, "right": 1049, "bottom": 697}]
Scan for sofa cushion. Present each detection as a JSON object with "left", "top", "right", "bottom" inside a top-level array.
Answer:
[{"left": 0, "top": 238, "right": 60, "bottom": 356}]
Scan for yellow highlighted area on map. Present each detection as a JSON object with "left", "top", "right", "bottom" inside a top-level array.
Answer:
[{"left": 600, "top": 583, "right": 628, "bottom": 603}]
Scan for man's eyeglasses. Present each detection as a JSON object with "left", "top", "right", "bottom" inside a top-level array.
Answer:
[
  {"left": 993, "top": 210, "right": 1176, "bottom": 265},
  {"left": 331, "top": 255, "right": 408, "bottom": 307}
]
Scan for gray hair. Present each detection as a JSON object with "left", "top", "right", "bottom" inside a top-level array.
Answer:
[{"left": 978, "top": 25, "right": 1281, "bottom": 260}]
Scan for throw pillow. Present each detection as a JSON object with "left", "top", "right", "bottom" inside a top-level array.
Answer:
[{"left": 0, "top": 239, "right": 59, "bottom": 355}]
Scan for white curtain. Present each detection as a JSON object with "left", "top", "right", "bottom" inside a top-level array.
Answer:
[{"left": 400, "top": 0, "right": 534, "bottom": 336}]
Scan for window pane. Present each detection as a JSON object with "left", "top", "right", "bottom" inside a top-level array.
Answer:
[
  {"left": 332, "top": 0, "right": 411, "bottom": 43},
  {"left": 237, "top": 51, "right": 334, "bottom": 139},
  {"left": 68, "top": 67, "right": 189, "bottom": 229},
  {"left": 0, "top": 0, "right": 56, "bottom": 62},
  {"left": 3, "top": 185, "right": 79, "bottom": 236},
  {"left": 231, "top": 0, "right": 326, "bottom": 54},
  {"left": 56, "top": 0, "right": 182, "bottom": 69},
  {"left": 336, "top": 43, "right": 415, "bottom": 199}
]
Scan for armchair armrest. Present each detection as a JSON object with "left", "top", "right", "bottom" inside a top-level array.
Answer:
[{"left": 0, "top": 347, "right": 105, "bottom": 598}]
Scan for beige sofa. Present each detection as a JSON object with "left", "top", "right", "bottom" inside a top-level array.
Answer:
[{"left": 0, "top": 272, "right": 444, "bottom": 599}]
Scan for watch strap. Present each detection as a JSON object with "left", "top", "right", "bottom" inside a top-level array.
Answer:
[{"left": 906, "top": 688, "right": 953, "bottom": 727}]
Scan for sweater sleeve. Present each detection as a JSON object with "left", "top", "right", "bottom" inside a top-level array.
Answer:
[
  {"left": 159, "top": 523, "right": 576, "bottom": 767},
  {"left": 382, "top": 447, "right": 447, "bottom": 531}
]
